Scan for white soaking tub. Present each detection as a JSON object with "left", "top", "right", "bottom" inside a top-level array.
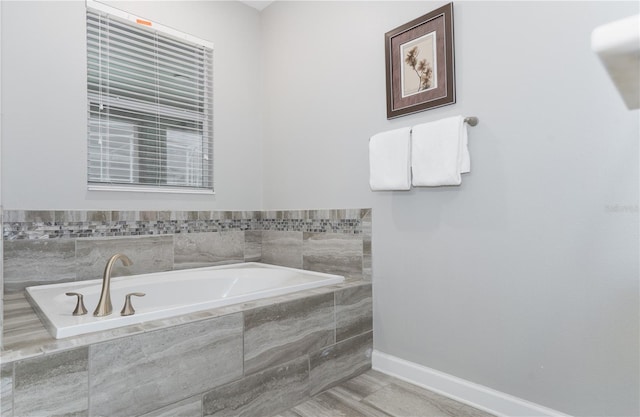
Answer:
[{"left": 25, "top": 262, "right": 344, "bottom": 339}]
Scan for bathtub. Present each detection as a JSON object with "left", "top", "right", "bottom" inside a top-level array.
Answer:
[{"left": 25, "top": 262, "right": 345, "bottom": 339}]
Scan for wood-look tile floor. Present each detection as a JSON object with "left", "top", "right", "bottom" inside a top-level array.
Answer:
[{"left": 277, "top": 370, "right": 496, "bottom": 417}]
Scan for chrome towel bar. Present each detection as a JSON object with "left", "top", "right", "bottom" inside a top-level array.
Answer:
[{"left": 464, "top": 116, "right": 479, "bottom": 126}]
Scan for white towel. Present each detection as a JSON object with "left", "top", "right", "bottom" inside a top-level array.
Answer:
[
  {"left": 369, "top": 127, "right": 412, "bottom": 191},
  {"left": 411, "top": 116, "right": 470, "bottom": 186}
]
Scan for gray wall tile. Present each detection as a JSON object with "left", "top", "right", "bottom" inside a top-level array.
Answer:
[
  {"left": 157, "top": 211, "right": 172, "bottom": 221},
  {"left": 203, "top": 356, "right": 309, "bottom": 417},
  {"left": 142, "top": 210, "right": 160, "bottom": 222},
  {"left": 109, "top": 211, "right": 133, "bottom": 222},
  {"left": 215, "top": 211, "right": 234, "bottom": 221},
  {"left": 261, "top": 210, "right": 279, "bottom": 220},
  {"left": 174, "top": 231, "right": 244, "bottom": 269},
  {"left": 1, "top": 363, "right": 12, "bottom": 417},
  {"left": 361, "top": 209, "right": 372, "bottom": 282},
  {"left": 23, "top": 210, "right": 55, "bottom": 223},
  {"left": 308, "top": 210, "right": 332, "bottom": 220},
  {"left": 54, "top": 211, "right": 88, "bottom": 223},
  {"left": 171, "top": 211, "right": 199, "bottom": 221},
  {"left": 1, "top": 207, "right": 3, "bottom": 349},
  {"left": 0, "top": 205, "right": 4, "bottom": 346},
  {"left": 2, "top": 294, "right": 53, "bottom": 356},
  {"left": 4, "top": 209, "right": 369, "bottom": 241},
  {"left": 234, "top": 211, "right": 262, "bottom": 220},
  {"left": 244, "top": 293, "right": 334, "bottom": 375},
  {"left": 272, "top": 412, "right": 301, "bottom": 417},
  {"left": 244, "top": 231, "right": 262, "bottom": 262},
  {"left": 282, "top": 210, "right": 306, "bottom": 220},
  {"left": 3, "top": 239, "right": 76, "bottom": 293},
  {"left": 139, "top": 397, "right": 202, "bottom": 417},
  {"left": 261, "top": 231, "right": 303, "bottom": 268},
  {"left": 89, "top": 314, "right": 243, "bottom": 417},
  {"left": 76, "top": 235, "right": 173, "bottom": 281},
  {"left": 309, "top": 331, "right": 373, "bottom": 396},
  {"left": 14, "top": 347, "right": 88, "bottom": 417},
  {"left": 86, "top": 211, "right": 111, "bottom": 223},
  {"left": 3, "top": 210, "right": 25, "bottom": 223},
  {"left": 335, "top": 284, "right": 372, "bottom": 342},
  {"left": 303, "top": 233, "right": 363, "bottom": 281}
]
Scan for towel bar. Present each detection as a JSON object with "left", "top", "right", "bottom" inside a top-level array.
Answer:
[{"left": 464, "top": 116, "right": 479, "bottom": 126}]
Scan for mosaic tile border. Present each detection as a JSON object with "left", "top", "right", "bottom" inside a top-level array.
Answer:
[{"left": 3, "top": 209, "right": 368, "bottom": 240}]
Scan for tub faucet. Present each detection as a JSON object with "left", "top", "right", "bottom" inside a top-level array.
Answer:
[{"left": 94, "top": 253, "right": 133, "bottom": 317}]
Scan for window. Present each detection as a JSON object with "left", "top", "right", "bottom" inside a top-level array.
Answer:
[
  {"left": 88, "top": 119, "right": 136, "bottom": 183},
  {"left": 86, "top": 2, "right": 214, "bottom": 193},
  {"left": 166, "top": 129, "right": 204, "bottom": 187}
]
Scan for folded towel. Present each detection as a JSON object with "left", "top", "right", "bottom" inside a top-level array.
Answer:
[
  {"left": 411, "top": 116, "right": 470, "bottom": 186},
  {"left": 369, "top": 127, "right": 412, "bottom": 191}
]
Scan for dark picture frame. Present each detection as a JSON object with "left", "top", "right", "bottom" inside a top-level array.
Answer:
[{"left": 385, "top": 3, "right": 455, "bottom": 119}]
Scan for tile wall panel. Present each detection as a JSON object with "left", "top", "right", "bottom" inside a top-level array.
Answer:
[
  {"left": 303, "top": 232, "right": 363, "bottom": 281},
  {"left": 76, "top": 235, "right": 174, "bottom": 281},
  {"left": 139, "top": 397, "right": 202, "bottom": 417},
  {"left": 3, "top": 239, "right": 76, "bottom": 293},
  {"left": 361, "top": 209, "right": 372, "bottom": 282},
  {"left": 335, "top": 284, "right": 373, "bottom": 342},
  {"left": 2, "top": 208, "right": 371, "bottom": 299},
  {"left": 202, "top": 356, "right": 310, "bottom": 417},
  {"left": 244, "top": 292, "right": 334, "bottom": 375},
  {"left": 89, "top": 314, "right": 243, "bottom": 417},
  {"left": 309, "top": 331, "right": 373, "bottom": 396},
  {"left": 174, "top": 231, "right": 244, "bottom": 269},
  {"left": 244, "top": 230, "right": 262, "bottom": 262},
  {"left": 261, "top": 231, "right": 303, "bottom": 269},
  {"left": 13, "top": 347, "right": 89, "bottom": 417},
  {"left": 1, "top": 257, "right": 374, "bottom": 417},
  {"left": 4, "top": 210, "right": 56, "bottom": 223},
  {"left": 1, "top": 363, "right": 12, "bottom": 417},
  {"left": 1, "top": 206, "right": 3, "bottom": 348}
]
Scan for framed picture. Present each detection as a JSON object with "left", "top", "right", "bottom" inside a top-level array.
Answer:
[{"left": 385, "top": 3, "right": 455, "bottom": 119}]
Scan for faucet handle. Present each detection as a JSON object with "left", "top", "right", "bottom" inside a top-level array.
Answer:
[
  {"left": 121, "top": 292, "right": 145, "bottom": 316},
  {"left": 65, "top": 292, "right": 88, "bottom": 316}
]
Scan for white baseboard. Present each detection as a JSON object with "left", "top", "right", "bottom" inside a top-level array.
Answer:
[{"left": 372, "top": 350, "right": 571, "bottom": 417}]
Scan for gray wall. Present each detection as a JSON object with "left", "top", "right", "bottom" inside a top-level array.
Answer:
[
  {"left": 261, "top": 2, "right": 639, "bottom": 416},
  {"left": 1, "top": 0, "right": 263, "bottom": 210}
]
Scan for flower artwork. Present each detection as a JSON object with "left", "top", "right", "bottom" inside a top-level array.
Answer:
[
  {"left": 385, "top": 3, "right": 455, "bottom": 118},
  {"left": 401, "top": 33, "right": 436, "bottom": 97}
]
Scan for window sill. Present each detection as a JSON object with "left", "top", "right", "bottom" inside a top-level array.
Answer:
[{"left": 88, "top": 184, "right": 215, "bottom": 195}]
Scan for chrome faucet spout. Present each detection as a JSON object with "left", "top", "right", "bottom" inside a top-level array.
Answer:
[{"left": 94, "top": 254, "right": 133, "bottom": 317}]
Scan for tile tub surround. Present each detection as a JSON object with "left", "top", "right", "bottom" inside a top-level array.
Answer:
[
  {"left": 13, "top": 347, "right": 89, "bottom": 416},
  {"left": 90, "top": 314, "right": 244, "bottom": 416},
  {"left": 1, "top": 208, "right": 373, "bottom": 415},
  {"left": 0, "top": 281, "right": 373, "bottom": 417},
  {"left": 244, "top": 293, "right": 336, "bottom": 375},
  {"left": 2, "top": 208, "right": 372, "bottom": 294}
]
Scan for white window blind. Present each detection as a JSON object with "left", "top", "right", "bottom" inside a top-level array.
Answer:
[{"left": 86, "top": 4, "right": 214, "bottom": 193}]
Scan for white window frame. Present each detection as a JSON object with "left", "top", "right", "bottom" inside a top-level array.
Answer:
[{"left": 86, "top": 0, "right": 214, "bottom": 194}]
